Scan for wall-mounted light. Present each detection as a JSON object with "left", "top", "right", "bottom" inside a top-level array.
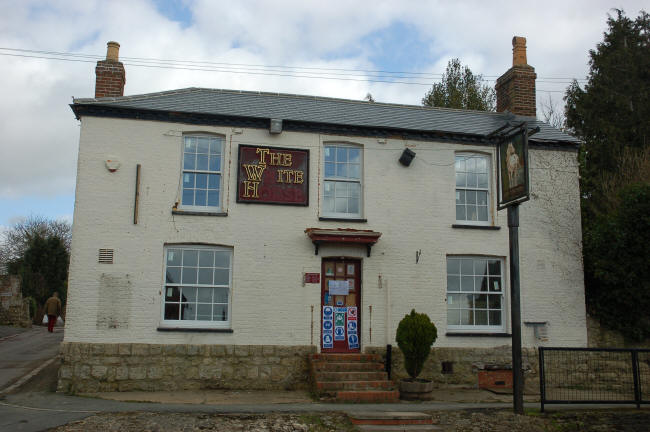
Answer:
[
  {"left": 269, "top": 118, "right": 283, "bottom": 134},
  {"left": 399, "top": 148, "right": 416, "bottom": 166}
]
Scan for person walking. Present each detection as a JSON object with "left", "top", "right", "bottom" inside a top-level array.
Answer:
[{"left": 44, "top": 292, "right": 62, "bottom": 333}]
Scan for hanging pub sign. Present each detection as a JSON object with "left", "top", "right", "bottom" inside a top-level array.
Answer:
[
  {"left": 237, "top": 145, "right": 309, "bottom": 205},
  {"left": 496, "top": 127, "right": 530, "bottom": 210}
]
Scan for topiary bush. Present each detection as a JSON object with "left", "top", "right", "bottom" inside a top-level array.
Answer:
[{"left": 396, "top": 309, "right": 438, "bottom": 380}]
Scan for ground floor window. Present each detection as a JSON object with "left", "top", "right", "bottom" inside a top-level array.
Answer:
[
  {"left": 446, "top": 256, "right": 504, "bottom": 332},
  {"left": 162, "top": 245, "right": 231, "bottom": 327}
]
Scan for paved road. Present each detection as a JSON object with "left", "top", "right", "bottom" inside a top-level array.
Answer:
[{"left": 0, "top": 325, "right": 63, "bottom": 392}]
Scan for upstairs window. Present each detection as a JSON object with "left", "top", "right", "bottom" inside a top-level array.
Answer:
[
  {"left": 181, "top": 135, "right": 223, "bottom": 210},
  {"left": 455, "top": 154, "right": 490, "bottom": 223},
  {"left": 323, "top": 144, "right": 362, "bottom": 218}
]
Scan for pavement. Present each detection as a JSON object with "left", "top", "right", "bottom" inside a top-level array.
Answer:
[{"left": 0, "top": 325, "right": 63, "bottom": 394}]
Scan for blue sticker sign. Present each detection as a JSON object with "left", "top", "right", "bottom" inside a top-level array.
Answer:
[
  {"left": 323, "top": 320, "right": 333, "bottom": 331},
  {"left": 347, "top": 321, "right": 357, "bottom": 332},
  {"left": 323, "top": 306, "right": 333, "bottom": 318},
  {"left": 348, "top": 333, "right": 359, "bottom": 349},
  {"left": 323, "top": 333, "right": 333, "bottom": 348},
  {"left": 334, "top": 326, "right": 345, "bottom": 340}
]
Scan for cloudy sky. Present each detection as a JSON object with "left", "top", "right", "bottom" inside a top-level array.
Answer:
[{"left": 0, "top": 0, "right": 646, "bottom": 230}]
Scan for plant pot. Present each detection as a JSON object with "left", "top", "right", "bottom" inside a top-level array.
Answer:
[{"left": 399, "top": 378, "right": 434, "bottom": 400}]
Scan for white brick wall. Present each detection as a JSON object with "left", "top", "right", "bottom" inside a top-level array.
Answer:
[{"left": 65, "top": 116, "right": 587, "bottom": 348}]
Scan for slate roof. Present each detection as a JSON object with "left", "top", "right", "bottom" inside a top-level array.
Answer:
[{"left": 72, "top": 87, "right": 579, "bottom": 144}]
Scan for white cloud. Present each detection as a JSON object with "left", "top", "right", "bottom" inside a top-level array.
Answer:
[{"left": 0, "top": 0, "right": 647, "bottom": 203}]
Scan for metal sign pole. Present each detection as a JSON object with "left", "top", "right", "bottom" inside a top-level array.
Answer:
[{"left": 508, "top": 204, "right": 524, "bottom": 414}]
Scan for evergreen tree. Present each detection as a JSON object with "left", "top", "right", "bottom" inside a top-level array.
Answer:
[{"left": 422, "top": 58, "right": 495, "bottom": 111}]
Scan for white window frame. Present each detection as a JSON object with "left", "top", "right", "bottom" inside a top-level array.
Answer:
[
  {"left": 454, "top": 152, "right": 491, "bottom": 225},
  {"left": 160, "top": 244, "right": 232, "bottom": 329},
  {"left": 179, "top": 134, "right": 224, "bottom": 212},
  {"left": 446, "top": 256, "right": 506, "bottom": 333},
  {"left": 322, "top": 143, "right": 363, "bottom": 219}
]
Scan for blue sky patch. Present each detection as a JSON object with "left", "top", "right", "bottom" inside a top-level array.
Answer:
[{"left": 153, "top": 0, "right": 193, "bottom": 28}]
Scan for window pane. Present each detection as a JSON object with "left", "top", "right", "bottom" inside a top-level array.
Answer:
[
  {"left": 195, "top": 189, "right": 207, "bottom": 206},
  {"left": 456, "top": 205, "right": 466, "bottom": 220},
  {"left": 467, "top": 206, "right": 478, "bottom": 221},
  {"left": 206, "top": 174, "right": 219, "bottom": 189},
  {"left": 207, "top": 190, "right": 220, "bottom": 207},
  {"left": 477, "top": 191, "right": 488, "bottom": 205},
  {"left": 488, "top": 295, "right": 501, "bottom": 309},
  {"left": 197, "top": 304, "right": 212, "bottom": 321},
  {"left": 167, "top": 249, "right": 182, "bottom": 266},
  {"left": 325, "top": 162, "right": 335, "bottom": 177},
  {"left": 461, "top": 259, "right": 473, "bottom": 275},
  {"left": 336, "top": 163, "right": 348, "bottom": 178},
  {"left": 214, "top": 269, "right": 229, "bottom": 285},
  {"left": 183, "top": 153, "right": 196, "bottom": 170},
  {"left": 183, "top": 250, "right": 198, "bottom": 266},
  {"left": 198, "top": 268, "right": 213, "bottom": 284},
  {"left": 182, "top": 189, "right": 193, "bottom": 206},
  {"left": 467, "top": 173, "right": 477, "bottom": 187},
  {"left": 348, "top": 197, "right": 359, "bottom": 214},
  {"left": 478, "top": 206, "right": 488, "bottom": 221},
  {"left": 181, "top": 267, "right": 197, "bottom": 284},
  {"left": 467, "top": 157, "right": 477, "bottom": 172},
  {"left": 209, "top": 155, "right": 221, "bottom": 172},
  {"left": 164, "top": 303, "right": 179, "bottom": 320},
  {"left": 477, "top": 276, "right": 488, "bottom": 291},
  {"left": 461, "top": 276, "right": 474, "bottom": 291},
  {"left": 475, "top": 310, "right": 488, "bottom": 325},
  {"left": 474, "top": 259, "right": 487, "bottom": 275},
  {"left": 166, "top": 267, "right": 181, "bottom": 283},
  {"left": 323, "top": 196, "right": 334, "bottom": 213},
  {"left": 197, "top": 154, "right": 209, "bottom": 170},
  {"left": 181, "top": 303, "right": 196, "bottom": 320},
  {"left": 324, "top": 181, "right": 333, "bottom": 196},
  {"left": 349, "top": 182, "right": 360, "bottom": 197},
  {"left": 456, "top": 156, "right": 465, "bottom": 171},
  {"left": 474, "top": 294, "right": 487, "bottom": 309},
  {"left": 349, "top": 148, "right": 360, "bottom": 163},
  {"left": 447, "top": 293, "right": 462, "bottom": 307},
  {"left": 460, "top": 310, "right": 473, "bottom": 325},
  {"left": 324, "top": 147, "right": 334, "bottom": 162},
  {"left": 196, "top": 173, "right": 208, "bottom": 189},
  {"left": 478, "top": 174, "right": 488, "bottom": 188},
  {"left": 447, "top": 309, "right": 460, "bottom": 325},
  {"left": 335, "top": 181, "right": 348, "bottom": 197},
  {"left": 488, "top": 260, "right": 501, "bottom": 275},
  {"left": 165, "top": 286, "right": 180, "bottom": 301},
  {"left": 197, "top": 137, "right": 210, "bottom": 154},
  {"left": 209, "top": 139, "right": 221, "bottom": 155},
  {"left": 181, "top": 287, "right": 197, "bottom": 302},
  {"left": 447, "top": 275, "right": 460, "bottom": 291},
  {"left": 214, "top": 287, "right": 229, "bottom": 303},
  {"left": 335, "top": 197, "right": 347, "bottom": 213},
  {"left": 336, "top": 147, "right": 347, "bottom": 162},
  {"left": 489, "top": 311, "right": 502, "bottom": 326},
  {"left": 213, "top": 305, "right": 228, "bottom": 321},
  {"left": 447, "top": 258, "right": 460, "bottom": 275},
  {"left": 348, "top": 163, "right": 360, "bottom": 179},
  {"left": 183, "top": 173, "right": 195, "bottom": 188},
  {"left": 466, "top": 190, "right": 476, "bottom": 204},
  {"left": 197, "top": 287, "right": 212, "bottom": 303},
  {"left": 184, "top": 137, "right": 196, "bottom": 152},
  {"left": 456, "top": 172, "right": 466, "bottom": 187},
  {"left": 199, "top": 251, "right": 214, "bottom": 267},
  {"left": 214, "top": 252, "right": 230, "bottom": 268}
]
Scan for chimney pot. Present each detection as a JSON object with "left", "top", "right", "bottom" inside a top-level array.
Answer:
[
  {"left": 106, "top": 41, "right": 120, "bottom": 62},
  {"left": 512, "top": 36, "right": 527, "bottom": 66}
]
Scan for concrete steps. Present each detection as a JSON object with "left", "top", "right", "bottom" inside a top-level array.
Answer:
[
  {"left": 349, "top": 411, "right": 441, "bottom": 431},
  {"left": 309, "top": 353, "right": 398, "bottom": 403}
]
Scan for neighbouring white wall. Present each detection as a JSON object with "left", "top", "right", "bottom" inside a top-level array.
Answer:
[{"left": 65, "top": 116, "right": 587, "bottom": 348}]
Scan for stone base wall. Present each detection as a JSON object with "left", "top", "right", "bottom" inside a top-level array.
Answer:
[
  {"left": 587, "top": 314, "right": 650, "bottom": 348},
  {"left": 365, "top": 346, "right": 539, "bottom": 390},
  {"left": 58, "top": 343, "right": 316, "bottom": 394}
]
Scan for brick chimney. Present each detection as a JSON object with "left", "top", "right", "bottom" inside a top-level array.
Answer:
[
  {"left": 95, "top": 41, "right": 125, "bottom": 98},
  {"left": 495, "top": 36, "right": 536, "bottom": 117}
]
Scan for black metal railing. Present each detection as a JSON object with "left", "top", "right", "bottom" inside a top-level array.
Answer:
[{"left": 539, "top": 347, "right": 650, "bottom": 411}]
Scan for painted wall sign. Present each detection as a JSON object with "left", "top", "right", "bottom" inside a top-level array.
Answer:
[
  {"left": 497, "top": 128, "right": 530, "bottom": 209},
  {"left": 237, "top": 145, "right": 309, "bottom": 205},
  {"left": 304, "top": 273, "right": 320, "bottom": 284}
]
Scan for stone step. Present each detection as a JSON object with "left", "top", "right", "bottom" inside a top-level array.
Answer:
[
  {"left": 311, "top": 353, "right": 382, "bottom": 362},
  {"left": 334, "top": 390, "right": 400, "bottom": 403},
  {"left": 355, "top": 425, "right": 442, "bottom": 432},
  {"left": 349, "top": 411, "right": 433, "bottom": 426},
  {"left": 316, "top": 380, "right": 394, "bottom": 392},
  {"left": 315, "top": 371, "right": 388, "bottom": 381},
  {"left": 312, "top": 361, "right": 385, "bottom": 372}
]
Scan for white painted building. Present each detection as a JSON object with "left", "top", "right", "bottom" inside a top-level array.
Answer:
[{"left": 59, "top": 39, "right": 586, "bottom": 392}]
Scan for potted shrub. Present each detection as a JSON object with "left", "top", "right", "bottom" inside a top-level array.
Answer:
[{"left": 395, "top": 309, "right": 438, "bottom": 400}]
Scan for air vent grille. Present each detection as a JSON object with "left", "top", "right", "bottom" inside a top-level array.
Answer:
[{"left": 98, "top": 249, "right": 114, "bottom": 264}]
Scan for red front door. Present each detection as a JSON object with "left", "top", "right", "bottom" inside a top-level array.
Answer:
[{"left": 321, "top": 258, "right": 361, "bottom": 353}]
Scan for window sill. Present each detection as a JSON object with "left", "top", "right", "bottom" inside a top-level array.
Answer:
[
  {"left": 157, "top": 327, "right": 234, "bottom": 333},
  {"left": 319, "top": 217, "right": 367, "bottom": 223},
  {"left": 446, "top": 332, "right": 511, "bottom": 337},
  {"left": 452, "top": 224, "right": 500, "bottom": 230},
  {"left": 172, "top": 209, "right": 228, "bottom": 217}
]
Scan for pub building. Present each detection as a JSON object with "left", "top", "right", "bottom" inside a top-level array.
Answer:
[{"left": 59, "top": 39, "right": 587, "bottom": 399}]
